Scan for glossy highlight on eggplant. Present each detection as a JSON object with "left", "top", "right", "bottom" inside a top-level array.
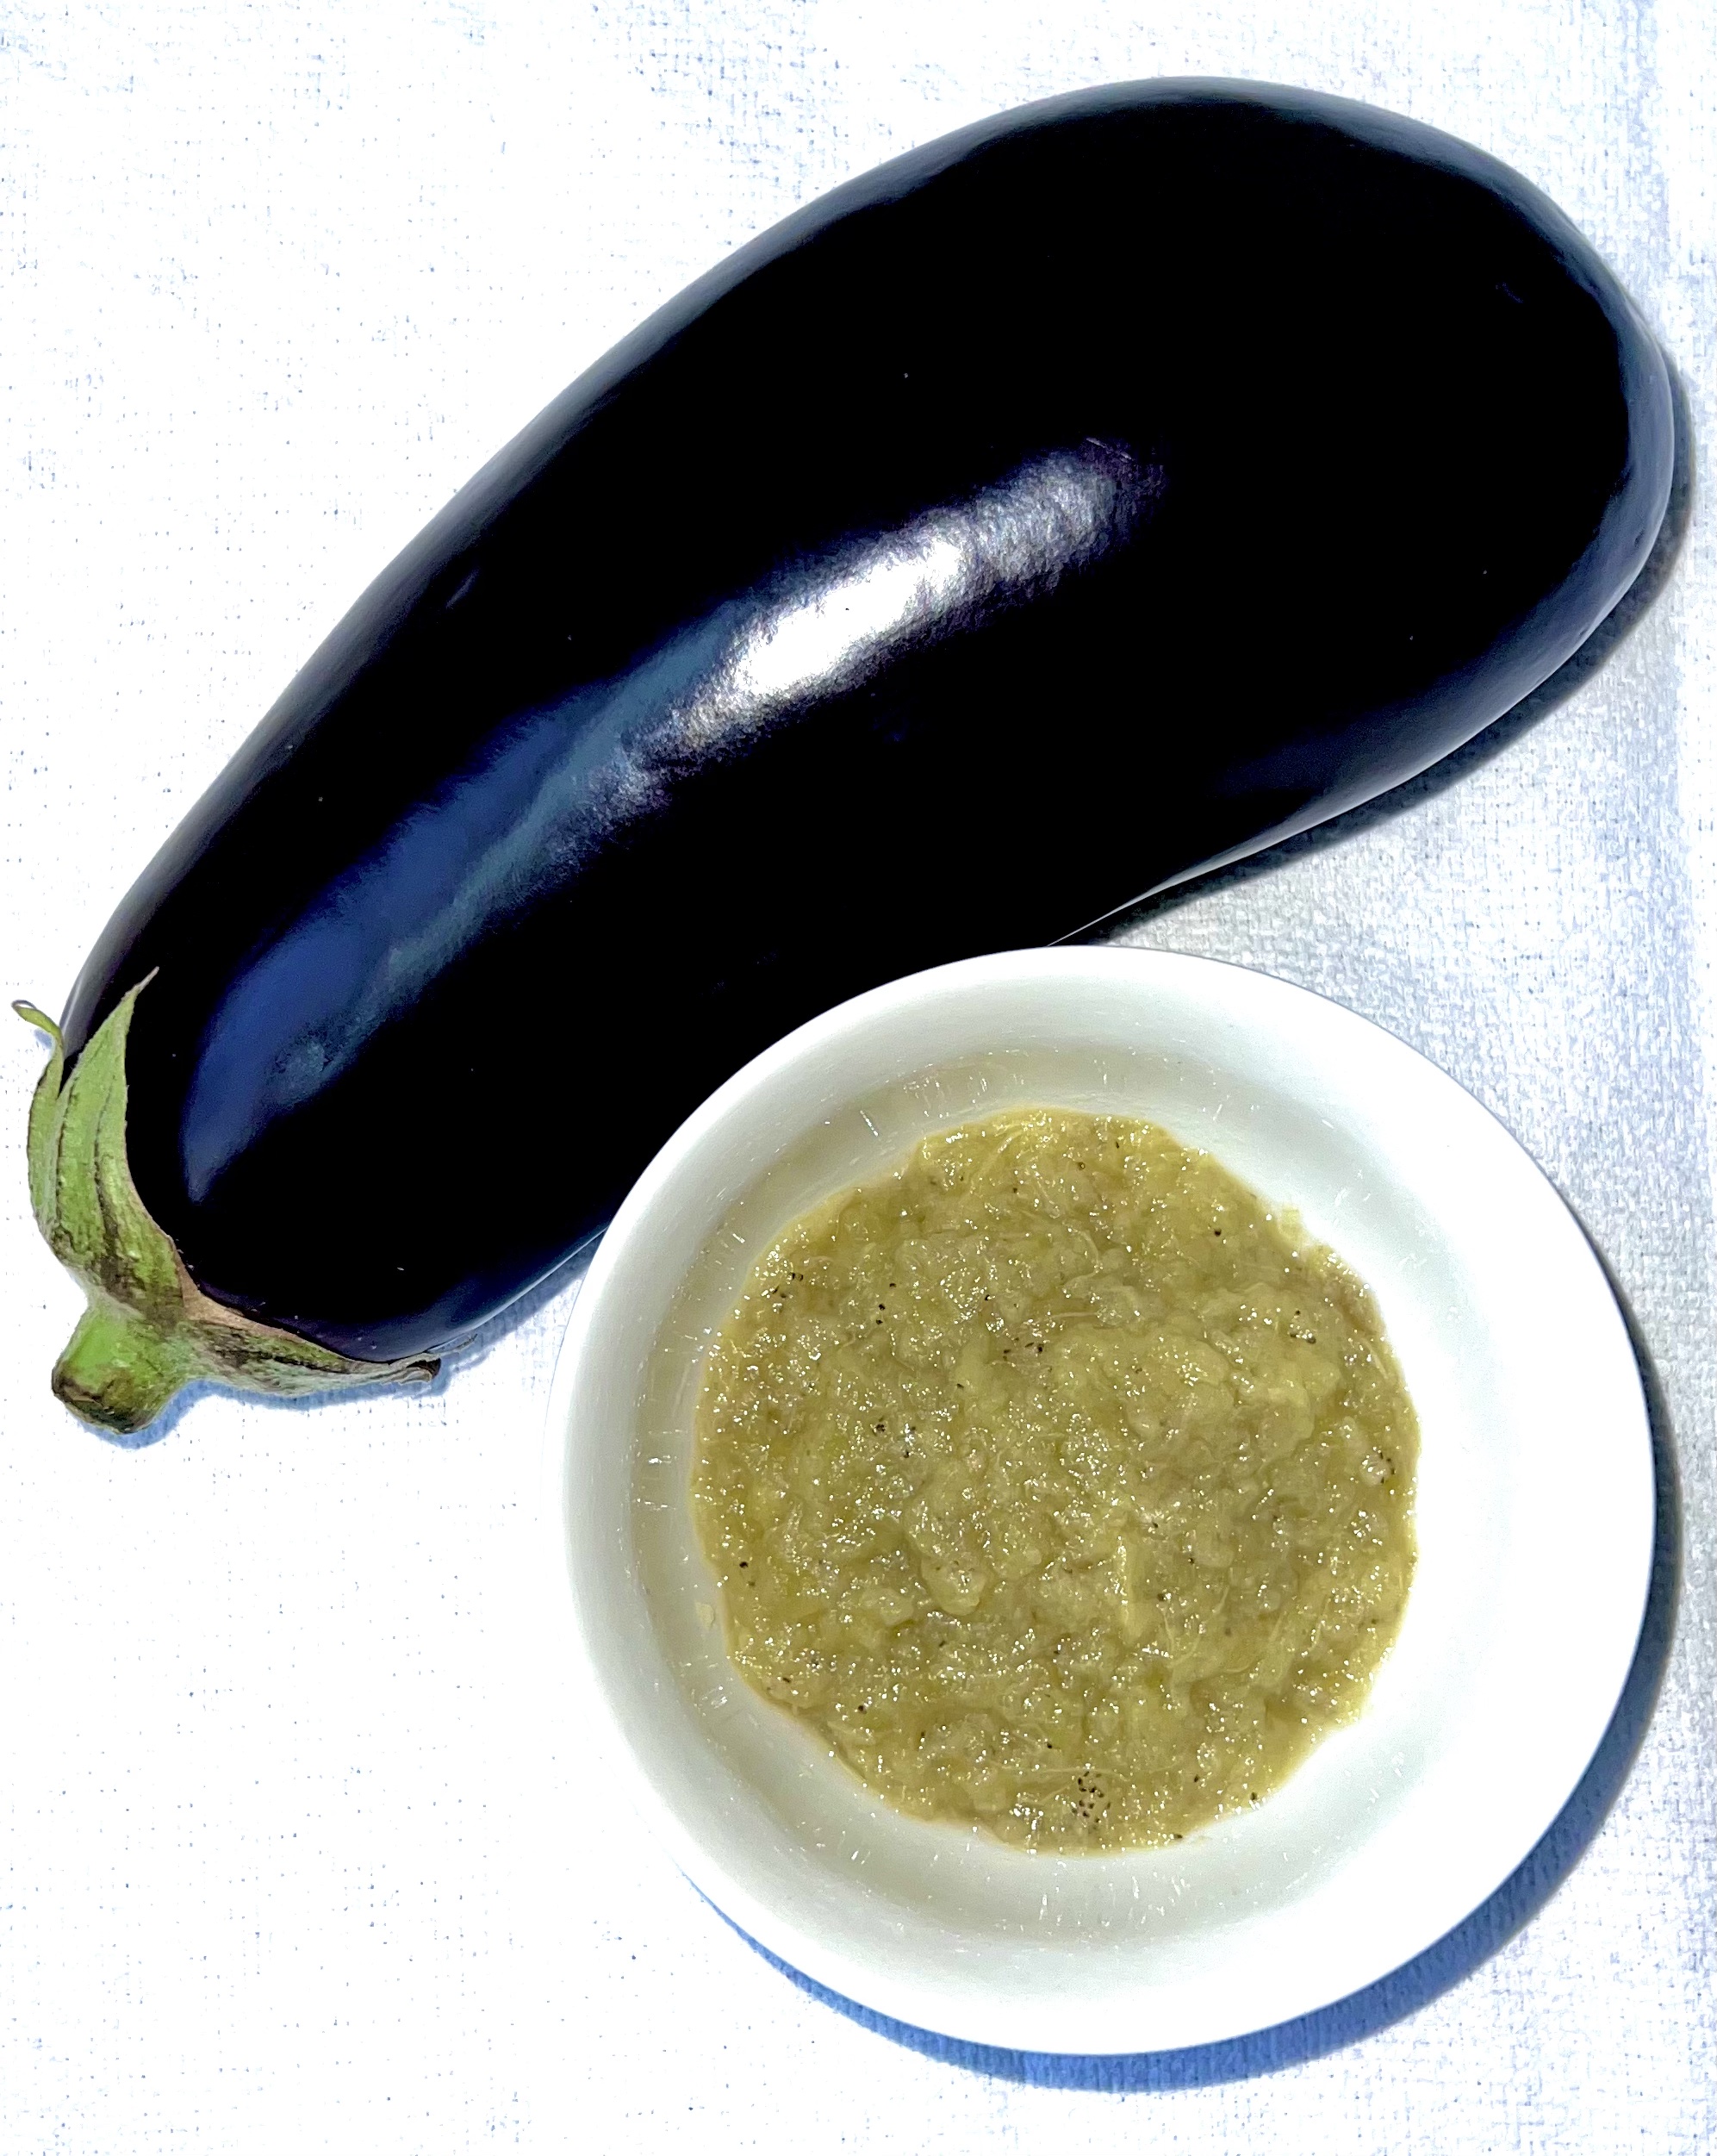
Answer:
[{"left": 26, "top": 79, "right": 1672, "bottom": 1432}]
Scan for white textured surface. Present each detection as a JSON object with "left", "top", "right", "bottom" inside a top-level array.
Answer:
[{"left": 0, "top": 5, "right": 1711, "bottom": 2151}]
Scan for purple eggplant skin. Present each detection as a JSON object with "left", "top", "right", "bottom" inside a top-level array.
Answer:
[{"left": 37, "top": 78, "right": 1670, "bottom": 1416}]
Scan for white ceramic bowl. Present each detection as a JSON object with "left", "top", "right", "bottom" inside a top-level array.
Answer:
[{"left": 546, "top": 948, "right": 1653, "bottom": 2054}]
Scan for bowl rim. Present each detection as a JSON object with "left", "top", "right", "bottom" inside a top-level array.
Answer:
[{"left": 544, "top": 946, "right": 1654, "bottom": 2053}]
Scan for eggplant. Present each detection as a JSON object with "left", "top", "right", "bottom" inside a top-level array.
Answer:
[{"left": 21, "top": 79, "right": 1671, "bottom": 1435}]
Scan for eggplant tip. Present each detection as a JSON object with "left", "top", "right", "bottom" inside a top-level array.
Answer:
[
  {"left": 52, "top": 1300, "right": 202, "bottom": 1436},
  {"left": 23, "top": 975, "right": 442, "bottom": 1436}
]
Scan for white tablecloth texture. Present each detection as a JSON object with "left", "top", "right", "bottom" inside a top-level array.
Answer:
[{"left": 1, "top": 6, "right": 1711, "bottom": 2151}]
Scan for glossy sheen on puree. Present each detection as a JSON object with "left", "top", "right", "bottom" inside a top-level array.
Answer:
[{"left": 692, "top": 1108, "right": 1417, "bottom": 1852}]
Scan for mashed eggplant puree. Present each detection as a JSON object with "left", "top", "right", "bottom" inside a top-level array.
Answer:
[{"left": 692, "top": 1107, "right": 1416, "bottom": 1852}]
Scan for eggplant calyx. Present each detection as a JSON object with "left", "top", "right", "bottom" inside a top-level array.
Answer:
[{"left": 15, "top": 981, "right": 439, "bottom": 1436}]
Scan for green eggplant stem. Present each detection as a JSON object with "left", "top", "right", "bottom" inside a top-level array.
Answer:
[
  {"left": 16, "top": 983, "right": 439, "bottom": 1436},
  {"left": 52, "top": 1299, "right": 207, "bottom": 1436}
]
